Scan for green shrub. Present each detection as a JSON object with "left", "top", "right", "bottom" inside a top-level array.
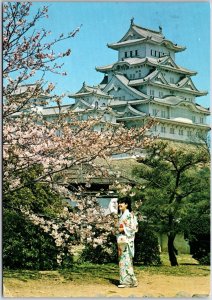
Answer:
[
  {"left": 3, "top": 209, "right": 73, "bottom": 270},
  {"left": 134, "top": 221, "right": 161, "bottom": 265},
  {"left": 79, "top": 234, "right": 118, "bottom": 264},
  {"left": 79, "top": 222, "right": 161, "bottom": 266},
  {"left": 3, "top": 165, "right": 73, "bottom": 270},
  {"left": 199, "top": 254, "right": 210, "bottom": 266},
  {"left": 189, "top": 234, "right": 210, "bottom": 265}
]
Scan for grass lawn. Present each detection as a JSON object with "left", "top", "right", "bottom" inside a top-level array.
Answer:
[{"left": 3, "top": 253, "right": 210, "bottom": 284}]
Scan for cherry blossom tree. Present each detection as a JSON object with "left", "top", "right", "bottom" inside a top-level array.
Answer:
[
  {"left": 3, "top": 2, "right": 154, "bottom": 264},
  {"left": 3, "top": 2, "right": 154, "bottom": 193}
]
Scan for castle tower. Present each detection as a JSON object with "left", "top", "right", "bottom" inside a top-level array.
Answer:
[{"left": 70, "top": 19, "right": 210, "bottom": 144}]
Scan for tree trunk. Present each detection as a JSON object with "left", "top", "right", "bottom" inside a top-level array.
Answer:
[{"left": 168, "top": 233, "right": 178, "bottom": 266}]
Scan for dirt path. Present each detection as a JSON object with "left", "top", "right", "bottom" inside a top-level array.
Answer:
[{"left": 3, "top": 273, "right": 210, "bottom": 298}]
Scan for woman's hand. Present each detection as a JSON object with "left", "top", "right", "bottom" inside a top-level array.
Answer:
[{"left": 119, "top": 223, "right": 125, "bottom": 233}]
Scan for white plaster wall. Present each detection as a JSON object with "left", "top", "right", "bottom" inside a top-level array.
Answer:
[
  {"left": 149, "top": 103, "right": 169, "bottom": 118},
  {"left": 149, "top": 103, "right": 206, "bottom": 124},
  {"left": 146, "top": 44, "right": 175, "bottom": 60},
  {"left": 161, "top": 70, "right": 182, "bottom": 84},
  {"left": 144, "top": 85, "right": 196, "bottom": 102},
  {"left": 170, "top": 106, "right": 205, "bottom": 123},
  {"left": 173, "top": 91, "right": 195, "bottom": 102},
  {"left": 150, "top": 122, "right": 199, "bottom": 142},
  {"left": 118, "top": 43, "right": 175, "bottom": 61},
  {"left": 118, "top": 45, "right": 146, "bottom": 61},
  {"left": 102, "top": 113, "right": 116, "bottom": 123},
  {"left": 124, "top": 65, "right": 150, "bottom": 80}
]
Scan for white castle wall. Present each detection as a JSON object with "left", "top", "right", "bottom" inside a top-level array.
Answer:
[
  {"left": 118, "top": 43, "right": 175, "bottom": 61},
  {"left": 150, "top": 122, "right": 200, "bottom": 143},
  {"left": 118, "top": 45, "right": 146, "bottom": 61}
]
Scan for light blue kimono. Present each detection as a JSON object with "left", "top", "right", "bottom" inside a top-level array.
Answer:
[{"left": 117, "top": 209, "right": 138, "bottom": 286}]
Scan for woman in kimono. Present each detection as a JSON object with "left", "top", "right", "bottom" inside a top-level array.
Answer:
[{"left": 116, "top": 196, "right": 138, "bottom": 288}]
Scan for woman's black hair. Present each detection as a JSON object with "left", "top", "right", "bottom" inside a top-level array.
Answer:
[{"left": 118, "top": 195, "right": 132, "bottom": 212}]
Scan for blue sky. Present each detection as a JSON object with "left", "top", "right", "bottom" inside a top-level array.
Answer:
[{"left": 32, "top": 1, "right": 210, "bottom": 108}]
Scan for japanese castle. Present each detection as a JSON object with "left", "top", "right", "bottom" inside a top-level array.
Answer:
[{"left": 45, "top": 19, "right": 210, "bottom": 144}]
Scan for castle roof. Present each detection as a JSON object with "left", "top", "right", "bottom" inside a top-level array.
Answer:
[
  {"left": 150, "top": 96, "right": 210, "bottom": 114},
  {"left": 128, "top": 70, "right": 207, "bottom": 96},
  {"left": 69, "top": 82, "right": 111, "bottom": 99},
  {"left": 103, "top": 72, "right": 148, "bottom": 100},
  {"left": 41, "top": 104, "right": 74, "bottom": 116},
  {"left": 153, "top": 116, "right": 210, "bottom": 129},
  {"left": 107, "top": 22, "right": 185, "bottom": 52},
  {"left": 96, "top": 56, "right": 196, "bottom": 76}
]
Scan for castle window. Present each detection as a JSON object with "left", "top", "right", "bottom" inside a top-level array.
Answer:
[
  {"left": 170, "top": 128, "right": 175, "bottom": 134},
  {"left": 159, "top": 91, "right": 163, "bottom": 98},
  {"left": 150, "top": 89, "right": 154, "bottom": 96},
  {"left": 161, "top": 110, "right": 166, "bottom": 118},
  {"left": 150, "top": 49, "right": 158, "bottom": 57},
  {"left": 161, "top": 126, "right": 166, "bottom": 133},
  {"left": 170, "top": 77, "right": 175, "bottom": 84},
  {"left": 200, "top": 117, "right": 204, "bottom": 124},
  {"left": 129, "top": 74, "right": 133, "bottom": 79},
  {"left": 132, "top": 74, "right": 135, "bottom": 79},
  {"left": 125, "top": 52, "right": 128, "bottom": 58},
  {"left": 192, "top": 116, "right": 196, "bottom": 123},
  {"left": 130, "top": 51, "right": 133, "bottom": 57},
  {"left": 179, "top": 129, "right": 184, "bottom": 136},
  {"left": 152, "top": 109, "right": 157, "bottom": 116},
  {"left": 153, "top": 125, "right": 157, "bottom": 131},
  {"left": 187, "top": 131, "right": 192, "bottom": 137},
  {"left": 135, "top": 50, "right": 138, "bottom": 56}
]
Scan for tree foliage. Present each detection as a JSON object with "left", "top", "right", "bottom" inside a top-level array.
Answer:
[
  {"left": 132, "top": 141, "right": 210, "bottom": 266},
  {"left": 181, "top": 167, "right": 210, "bottom": 265},
  {"left": 3, "top": 209, "right": 74, "bottom": 270},
  {"left": 3, "top": 165, "right": 73, "bottom": 269},
  {"left": 134, "top": 221, "right": 161, "bottom": 266}
]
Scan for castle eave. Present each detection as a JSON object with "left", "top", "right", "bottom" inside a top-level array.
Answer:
[
  {"left": 155, "top": 116, "right": 210, "bottom": 129},
  {"left": 96, "top": 57, "right": 197, "bottom": 76},
  {"left": 107, "top": 38, "right": 147, "bottom": 50},
  {"left": 117, "top": 115, "right": 146, "bottom": 121},
  {"left": 68, "top": 92, "right": 92, "bottom": 98},
  {"left": 108, "top": 37, "right": 185, "bottom": 52},
  {"left": 129, "top": 80, "right": 208, "bottom": 96}
]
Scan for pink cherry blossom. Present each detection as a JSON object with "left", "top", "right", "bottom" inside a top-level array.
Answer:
[{"left": 3, "top": 2, "right": 153, "bottom": 265}]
